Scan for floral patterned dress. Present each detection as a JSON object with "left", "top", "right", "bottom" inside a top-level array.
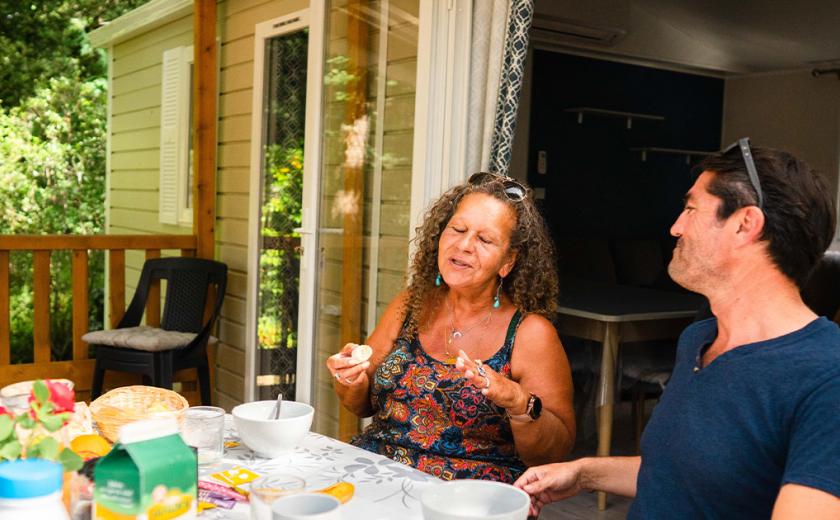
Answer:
[{"left": 352, "top": 310, "right": 527, "bottom": 482}]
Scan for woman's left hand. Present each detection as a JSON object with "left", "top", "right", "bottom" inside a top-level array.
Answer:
[{"left": 455, "top": 349, "right": 527, "bottom": 413}]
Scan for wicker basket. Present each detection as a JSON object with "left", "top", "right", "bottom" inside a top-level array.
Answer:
[{"left": 90, "top": 385, "right": 189, "bottom": 443}]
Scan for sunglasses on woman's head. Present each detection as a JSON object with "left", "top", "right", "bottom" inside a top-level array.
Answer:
[{"left": 468, "top": 172, "right": 527, "bottom": 201}]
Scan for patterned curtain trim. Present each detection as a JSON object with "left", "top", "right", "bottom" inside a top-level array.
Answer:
[{"left": 488, "top": 0, "right": 534, "bottom": 176}]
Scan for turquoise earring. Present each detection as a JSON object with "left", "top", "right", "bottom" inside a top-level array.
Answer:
[
  {"left": 435, "top": 273, "right": 443, "bottom": 286},
  {"left": 493, "top": 278, "right": 503, "bottom": 308}
]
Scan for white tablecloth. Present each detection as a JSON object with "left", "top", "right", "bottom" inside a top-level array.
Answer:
[{"left": 198, "top": 417, "right": 439, "bottom": 519}]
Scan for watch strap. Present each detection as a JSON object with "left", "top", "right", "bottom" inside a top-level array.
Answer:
[{"left": 508, "top": 393, "right": 539, "bottom": 423}]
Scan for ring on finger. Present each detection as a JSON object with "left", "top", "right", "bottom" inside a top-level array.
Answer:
[
  {"left": 333, "top": 372, "right": 341, "bottom": 381},
  {"left": 476, "top": 364, "right": 487, "bottom": 377},
  {"left": 483, "top": 376, "right": 491, "bottom": 389}
]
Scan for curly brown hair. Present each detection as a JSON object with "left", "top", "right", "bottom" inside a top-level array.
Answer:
[{"left": 401, "top": 176, "right": 559, "bottom": 339}]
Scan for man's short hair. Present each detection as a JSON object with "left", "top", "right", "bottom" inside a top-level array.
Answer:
[{"left": 696, "top": 145, "right": 836, "bottom": 287}]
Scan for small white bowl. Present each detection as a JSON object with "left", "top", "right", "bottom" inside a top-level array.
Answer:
[
  {"left": 232, "top": 400, "right": 314, "bottom": 458},
  {"left": 421, "top": 480, "right": 530, "bottom": 520}
]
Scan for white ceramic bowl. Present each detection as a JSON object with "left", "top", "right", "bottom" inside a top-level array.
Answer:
[
  {"left": 421, "top": 480, "right": 530, "bottom": 520},
  {"left": 232, "top": 400, "right": 314, "bottom": 458}
]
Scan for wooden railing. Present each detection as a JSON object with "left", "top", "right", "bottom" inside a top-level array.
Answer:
[{"left": 0, "top": 235, "right": 198, "bottom": 402}]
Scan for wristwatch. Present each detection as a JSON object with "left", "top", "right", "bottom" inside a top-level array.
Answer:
[{"left": 508, "top": 393, "right": 542, "bottom": 423}]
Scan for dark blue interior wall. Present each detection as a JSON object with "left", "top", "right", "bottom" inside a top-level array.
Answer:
[{"left": 527, "top": 51, "right": 724, "bottom": 245}]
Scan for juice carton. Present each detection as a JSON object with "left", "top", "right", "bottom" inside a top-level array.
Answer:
[{"left": 94, "top": 418, "right": 197, "bottom": 520}]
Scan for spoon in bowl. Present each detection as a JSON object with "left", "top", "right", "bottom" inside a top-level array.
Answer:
[{"left": 269, "top": 393, "right": 283, "bottom": 420}]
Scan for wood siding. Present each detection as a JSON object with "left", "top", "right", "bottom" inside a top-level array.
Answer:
[
  {"left": 108, "top": 0, "right": 306, "bottom": 410},
  {"left": 106, "top": 0, "right": 418, "bottom": 423}
]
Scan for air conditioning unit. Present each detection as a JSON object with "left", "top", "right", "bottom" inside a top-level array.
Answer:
[{"left": 531, "top": 14, "right": 626, "bottom": 46}]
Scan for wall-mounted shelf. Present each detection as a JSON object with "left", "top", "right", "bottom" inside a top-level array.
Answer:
[
  {"left": 563, "top": 107, "right": 665, "bottom": 129},
  {"left": 630, "top": 147, "right": 715, "bottom": 164}
]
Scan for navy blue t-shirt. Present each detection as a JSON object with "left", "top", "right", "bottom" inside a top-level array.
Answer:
[{"left": 629, "top": 317, "right": 840, "bottom": 519}]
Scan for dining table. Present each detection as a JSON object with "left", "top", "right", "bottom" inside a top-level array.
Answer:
[
  {"left": 555, "top": 278, "right": 705, "bottom": 510},
  {"left": 198, "top": 416, "right": 440, "bottom": 519}
]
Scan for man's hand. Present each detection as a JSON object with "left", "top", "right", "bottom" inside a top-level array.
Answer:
[
  {"left": 515, "top": 456, "right": 641, "bottom": 515},
  {"left": 514, "top": 462, "right": 584, "bottom": 517}
]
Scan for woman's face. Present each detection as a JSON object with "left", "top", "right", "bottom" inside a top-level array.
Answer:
[{"left": 437, "top": 193, "right": 518, "bottom": 291}]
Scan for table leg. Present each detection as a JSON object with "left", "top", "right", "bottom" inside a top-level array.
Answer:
[{"left": 596, "top": 322, "right": 620, "bottom": 511}]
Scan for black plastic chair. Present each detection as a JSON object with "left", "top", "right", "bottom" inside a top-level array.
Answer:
[{"left": 87, "top": 257, "right": 227, "bottom": 405}]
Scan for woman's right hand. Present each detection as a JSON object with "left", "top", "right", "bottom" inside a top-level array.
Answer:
[
  {"left": 514, "top": 461, "right": 585, "bottom": 516},
  {"left": 326, "top": 343, "right": 371, "bottom": 387}
]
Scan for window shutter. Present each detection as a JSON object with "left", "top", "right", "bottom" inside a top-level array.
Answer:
[{"left": 159, "top": 47, "right": 185, "bottom": 225}]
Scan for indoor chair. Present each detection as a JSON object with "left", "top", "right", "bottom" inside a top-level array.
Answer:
[
  {"left": 85, "top": 257, "right": 227, "bottom": 405},
  {"left": 801, "top": 250, "right": 840, "bottom": 320}
]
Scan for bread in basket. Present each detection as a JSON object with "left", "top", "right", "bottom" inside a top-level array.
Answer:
[{"left": 90, "top": 385, "right": 189, "bottom": 443}]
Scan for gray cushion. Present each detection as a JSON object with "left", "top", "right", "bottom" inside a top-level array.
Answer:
[{"left": 82, "top": 326, "right": 218, "bottom": 352}]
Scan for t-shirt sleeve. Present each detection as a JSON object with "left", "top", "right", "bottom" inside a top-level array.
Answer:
[{"left": 782, "top": 370, "right": 840, "bottom": 498}]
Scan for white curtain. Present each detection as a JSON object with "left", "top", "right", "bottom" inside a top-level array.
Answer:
[
  {"left": 465, "top": 0, "right": 509, "bottom": 175},
  {"left": 464, "top": 0, "right": 535, "bottom": 177}
]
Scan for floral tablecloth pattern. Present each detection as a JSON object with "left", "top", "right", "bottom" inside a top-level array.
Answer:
[{"left": 198, "top": 417, "right": 440, "bottom": 519}]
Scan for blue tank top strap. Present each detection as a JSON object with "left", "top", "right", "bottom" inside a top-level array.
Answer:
[{"left": 504, "top": 309, "right": 524, "bottom": 349}]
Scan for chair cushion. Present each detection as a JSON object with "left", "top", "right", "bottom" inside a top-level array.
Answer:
[{"left": 82, "top": 326, "right": 218, "bottom": 352}]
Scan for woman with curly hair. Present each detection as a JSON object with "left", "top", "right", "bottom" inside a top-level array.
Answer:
[{"left": 326, "top": 172, "right": 575, "bottom": 482}]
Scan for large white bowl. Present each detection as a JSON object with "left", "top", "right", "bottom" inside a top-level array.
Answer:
[
  {"left": 421, "top": 480, "right": 530, "bottom": 520},
  {"left": 232, "top": 400, "right": 314, "bottom": 458}
]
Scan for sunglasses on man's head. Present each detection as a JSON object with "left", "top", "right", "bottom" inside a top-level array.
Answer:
[
  {"left": 468, "top": 172, "right": 527, "bottom": 201},
  {"left": 722, "top": 137, "right": 764, "bottom": 209}
]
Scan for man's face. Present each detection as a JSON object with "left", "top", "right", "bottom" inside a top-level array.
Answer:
[{"left": 668, "top": 171, "right": 731, "bottom": 292}]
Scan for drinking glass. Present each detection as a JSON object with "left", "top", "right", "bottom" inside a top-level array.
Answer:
[
  {"left": 272, "top": 494, "right": 341, "bottom": 520},
  {"left": 181, "top": 406, "right": 225, "bottom": 465},
  {"left": 249, "top": 474, "right": 306, "bottom": 520}
]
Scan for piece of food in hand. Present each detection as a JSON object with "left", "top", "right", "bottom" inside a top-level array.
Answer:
[
  {"left": 329, "top": 344, "right": 355, "bottom": 361},
  {"left": 316, "top": 481, "right": 354, "bottom": 504},
  {"left": 351, "top": 344, "right": 373, "bottom": 362}
]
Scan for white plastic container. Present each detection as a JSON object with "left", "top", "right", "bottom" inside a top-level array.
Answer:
[{"left": 0, "top": 459, "right": 69, "bottom": 520}]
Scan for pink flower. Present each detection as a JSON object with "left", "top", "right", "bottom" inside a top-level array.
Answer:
[
  {"left": 30, "top": 380, "right": 76, "bottom": 414},
  {"left": 0, "top": 406, "right": 12, "bottom": 417},
  {"left": 45, "top": 380, "right": 75, "bottom": 414}
]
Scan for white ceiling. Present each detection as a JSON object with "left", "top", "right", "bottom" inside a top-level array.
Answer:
[{"left": 535, "top": 0, "right": 840, "bottom": 74}]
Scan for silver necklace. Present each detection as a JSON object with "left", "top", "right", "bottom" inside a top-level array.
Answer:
[{"left": 444, "top": 299, "right": 492, "bottom": 360}]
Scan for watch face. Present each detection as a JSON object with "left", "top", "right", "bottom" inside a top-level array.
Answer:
[{"left": 530, "top": 395, "right": 542, "bottom": 419}]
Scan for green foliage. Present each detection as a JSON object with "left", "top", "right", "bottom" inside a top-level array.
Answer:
[
  {"left": 263, "top": 145, "right": 304, "bottom": 234},
  {"left": 0, "top": 74, "right": 106, "bottom": 234},
  {"left": 258, "top": 145, "right": 303, "bottom": 349},
  {"left": 0, "top": 72, "right": 107, "bottom": 361},
  {"left": 0, "top": 380, "right": 83, "bottom": 471},
  {"left": 256, "top": 31, "right": 308, "bottom": 356},
  {"left": 0, "top": 0, "right": 149, "bottom": 108},
  {"left": 0, "top": 415, "right": 13, "bottom": 441},
  {"left": 0, "top": 1, "right": 143, "bottom": 362}
]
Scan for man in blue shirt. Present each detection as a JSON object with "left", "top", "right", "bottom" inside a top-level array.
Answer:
[{"left": 515, "top": 140, "right": 840, "bottom": 519}]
